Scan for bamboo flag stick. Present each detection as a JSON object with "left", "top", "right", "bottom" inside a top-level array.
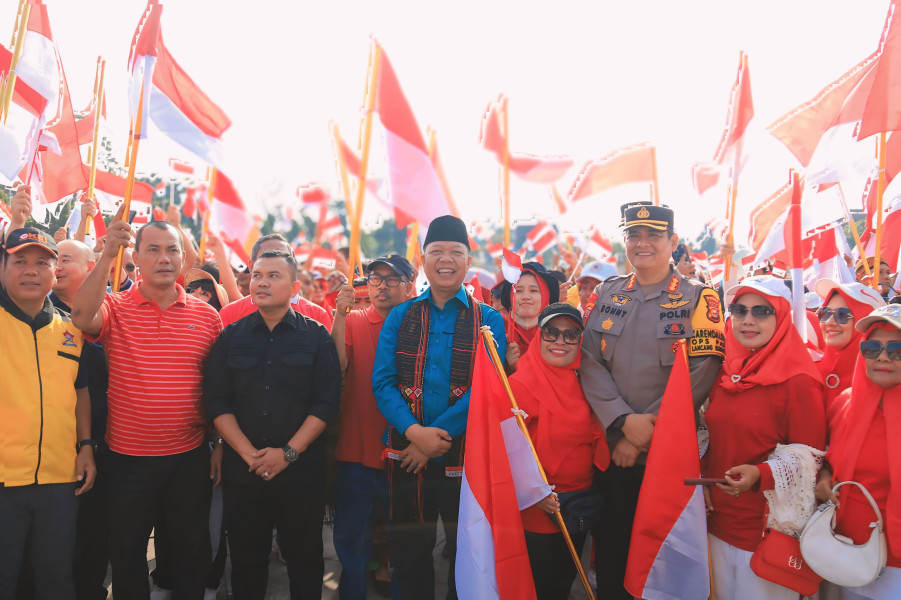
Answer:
[
  {"left": 874, "top": 132, "right": 887, "bottom": 292},
  {"left": 723, "top": 184, "right": 738, "bottom": 282},
  {"left": 329, "top": 121, "right": 354, "bottom": 225},
  {"left": 85, "top": 58, "right": 106, "bottom": 236},
  {"left": 480, "top": 326, "right": 596, "bottom": 600},
  {"left": 1, "top": 1, "right": 30, "bottom": 124},
  {"left": 9, "top": 0, "right": 26, "bottom": 47},
  {"left": 347, "top": 41, "right": 381, "bottom": 284},
  {"left": 836, "top": 182, "right": 871, "bottom": 278},
  {"left": 650, "top": 145, "right": 661, "bottom": 206},
  {"left": 112, "top": 79, "right": 146, "bottom": 293},
  {"left": 501, "top": 97, "right": 511, "bottom": 248}
]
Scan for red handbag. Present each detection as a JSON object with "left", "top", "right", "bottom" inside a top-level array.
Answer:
[{"left": 750, "top": 527, "right": 822, "bottom": 596}]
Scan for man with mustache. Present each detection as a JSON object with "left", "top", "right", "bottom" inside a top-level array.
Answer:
[{"left": 331, "top": 255, "right": 416, "bottom": 599}]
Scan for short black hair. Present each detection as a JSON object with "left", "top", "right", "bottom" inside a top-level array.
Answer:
[
  {"left": 134, "top": 221, "right": 183, "bottom": 253},
  {"left": 250, "top": 234, "right": 289, "bottom": 262},
  {"left": 255, "top": 249, "right": 297, "bottom": 279}
]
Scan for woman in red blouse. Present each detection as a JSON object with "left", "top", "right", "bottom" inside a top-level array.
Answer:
[
  {"left": 509, "top": 303, "right": 609, "bottom": 600},
  {"left": 703, "top": 276, "right": 826, "bottom": 600},
  {"left": 814, "top": 280, "right": 885, "bottom": 429},
  {"left": 817, "top": 304, "right": 901, "bottom": 599}
]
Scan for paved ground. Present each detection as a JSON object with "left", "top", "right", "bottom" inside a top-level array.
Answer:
[{"left": 108, "top": 524, "right": 594, "bottom": 599}]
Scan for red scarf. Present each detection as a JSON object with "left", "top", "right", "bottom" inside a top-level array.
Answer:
[
  {"left": 828, "top": 324, "right": 901, "bottom": 553},
  {"left": 719, "top": 291, "right": 822, "bottom": 393},
  {"left": 507, "top": 268, "right": 550, "bottom": 355},
  {"left": 508, "top": 335, "right": 610, "bottom": 474},
  {"left": 816, "top": 289, "right": 876, "bottom": 393}
]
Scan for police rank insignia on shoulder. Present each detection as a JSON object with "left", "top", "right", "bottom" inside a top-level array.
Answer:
[
  {"left": 62, "top": 330, "right": 77, "bottom": 347},
  {"left": 602, "top": 318, "right": 614, "bottom": 331},
  {"left": 610, "top": 294, "right": 631, "bottom": 307},
  {"left": 659, "top": 292, "right": 690, "bottom": 309},
  {"left": 664, "top": 322, "right": 685, "bottom": 336}
]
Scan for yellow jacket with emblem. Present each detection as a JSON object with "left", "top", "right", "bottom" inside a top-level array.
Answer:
[{"left": 0, "top": 287, "right": 84, "bottom": 486}]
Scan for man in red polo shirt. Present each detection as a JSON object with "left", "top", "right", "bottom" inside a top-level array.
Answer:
[
  {"left": 330, "top": 254, "right": 415, "bottom": 600},
  {"left": 219, "top": 234, "right": 333, "bottom": 329},
  {"left": 72, "top": 215, "right": 222, "bottom": 599}
]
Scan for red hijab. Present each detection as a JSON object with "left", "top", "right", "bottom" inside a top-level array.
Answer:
[
  {"left": 816, "top": 289, "right": 878, "bottom": 394},
  {"left": 719, "top": 290, "right": 822, "bottom": 393},
  {"left": 508, "top": 333, "right": 610, "bottom": 474},
  {"left": 506, "top": 270, "right": 551, "bottom": 355},
  {"left": 828, "top": 324, "right": 901, "bottom": 552}
]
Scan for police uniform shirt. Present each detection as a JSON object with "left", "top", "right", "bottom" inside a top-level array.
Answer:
[{"left": 580, "top": 266, "right": 725, "bottom": 449}]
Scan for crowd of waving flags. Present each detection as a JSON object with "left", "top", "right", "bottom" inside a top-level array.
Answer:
[{"left": 4, "top": 1, "right": 901, "bottom": 594}]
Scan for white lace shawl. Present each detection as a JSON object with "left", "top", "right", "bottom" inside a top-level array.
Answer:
[{"left": 763, "top": 443, "right": 825, "bottom": 538}]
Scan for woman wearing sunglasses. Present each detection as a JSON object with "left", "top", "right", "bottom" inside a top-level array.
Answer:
[
  {"left": 813, "top": 280, "right": 886, "bottom": 430},
  {"left": 816, "top": 304, "right": 901, "bottom": 599},
  {"left": 508, "top": 303, "right": 609, "bottom": 599},
  {"left": 703, "top": 276, "right": 826, "bottom": 599},
  {"left": 500, "top": 262, "right": 560, "bottom": 371}
]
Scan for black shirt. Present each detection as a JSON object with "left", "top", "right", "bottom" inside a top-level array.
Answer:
[{"left": 204, "top": 307, "right": 342, "bottom": 485}]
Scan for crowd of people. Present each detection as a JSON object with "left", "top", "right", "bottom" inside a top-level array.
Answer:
[{"left": 1, "top": 182, "right": 899, "bottom": 600}]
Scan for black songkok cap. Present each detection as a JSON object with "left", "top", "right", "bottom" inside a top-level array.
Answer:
[{"left": 423, "top": 215, "right": 470, "bottom": 249}]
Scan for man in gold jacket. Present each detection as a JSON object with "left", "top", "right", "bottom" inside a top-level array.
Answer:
[{"left": 0, "top": 226, "right": 95, "bottom": 599}]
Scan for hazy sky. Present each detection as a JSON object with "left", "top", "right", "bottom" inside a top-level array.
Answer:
[{"left": 33, "top": 1, "right": 891, "bottom": 241}]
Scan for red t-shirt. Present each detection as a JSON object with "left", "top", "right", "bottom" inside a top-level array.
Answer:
[
  {"left": 87, "top": 284, "right": 222, "bottom": 456},
  {"left": 334, "top": 305, "right": 389, "bottom": 469},
  {"left": 219, "top": 295, "right": 333, "bottom": 329},
  {"left": 704, "top": 374, "right": 826, "bottom": 551},
  {"left": 834, "top": 408, "right": 901, "bottom": 568}
]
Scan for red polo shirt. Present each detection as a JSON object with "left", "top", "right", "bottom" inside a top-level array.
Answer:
[
  {"left": 87, "top": 284, "right": 222, "bottom": 456},
  {"left": 334, "top": 305, "right": 388, "bottom": 469},
  {"left": 219, "top": 295, "right": 333, "bottom": 329}
]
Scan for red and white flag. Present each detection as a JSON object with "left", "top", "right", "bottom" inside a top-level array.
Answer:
[
  {"left": 168, "top": 157, "right": 194, "bottom": 175},
  {"left": 369, "top": 42, "right": 451, "bottom": 228},
  {"left": 501, "top": 248, "right": 523, "bottom": 283},
  {"left": 75, "top": 84, "right": 106, "bottom": 146},
  {"left": 692, "top": 52, "right": 754, "bottom": 196},
  {"left": 297, "top": 183, "right": 330, "bottom": 204},
  {"left": 486, "top": 242, "right": 504, "bottom": 259},
  {"left": 480, "top": 95, "right": 573, "bottom": 184},
  {"left": 320, "top": 214, "right": 347, "bottom": 248},
  {"left": 625, "top": 344, "right": 709, "bottom": 600},
  {"left": 209, "top": 171, "right": 255, "bottom": 246},
  {"left": 310, "top": 247, "right": 339, "bottom": 271},
  {"left": 525, "top": 220, "right": 557, "bottom": 254},
  {"left": 858, "top": 1, "right": 901, "bottom": 140},
  {"left": 90, "top": 166, "right": 155, "bottom": 215},
  {"left": 129, "top": 1, "right": 231, "bottom": 169},
  {"left": 568, "top": 143, "right": 656, "bottom": 202},
  {"left": 581, "top": 229, "right": 613, "bottom": 261},
  {"left": 456, "top": 339, "right": 547, "bottom": 600}
]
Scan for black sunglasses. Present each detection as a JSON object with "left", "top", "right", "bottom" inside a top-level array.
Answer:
[
  {"left": 816, "top": 307, "right": 854, "bottom": 324},
  {"left": 728, "top": 303, "right": 776, "bottom": 319},
  {"left": 860, "top": 340, "right": 901, "bottom": 361},
  {"left": 540, "top": 325, "right": 582, "bottom": 345}
]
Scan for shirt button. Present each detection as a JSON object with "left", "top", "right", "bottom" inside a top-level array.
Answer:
[
  {"left": 267, "top": 360, "right": 272, "bottom": 365},
  {"left": 262, "top": 411, "right": 269, "bottom": 416},
  {"left": 269, "top": 338, "right": 274, "bottom": 342},
  {"left": 265, "top": 385, "right": 271, "bottom": 390}
]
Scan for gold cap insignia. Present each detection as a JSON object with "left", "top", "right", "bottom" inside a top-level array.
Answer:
[{"left": 636, "top": 207, "right": 650, "bottom": 219}]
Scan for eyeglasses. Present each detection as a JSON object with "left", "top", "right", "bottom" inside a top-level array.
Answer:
[
  {"left": 859, "top": 340, "right": 901, "bottom": 361},
  {"left": 540, "top": 326, "right": 582, "bottom": 345},
  {"left": 816, "top": 307, "right": 854, "bottom": 324},
  {"left": 124, "top": 264, "right": 136, "bottom": 272},
  {"left": 728, "top": 303, "right": 776, "bottom": 319},
  {"left": 367, "top": 273, "right": 405, "bottom": 287}
]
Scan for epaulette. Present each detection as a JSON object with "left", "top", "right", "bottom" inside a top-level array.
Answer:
[{"left": 603, "top": 274, "right": 626, "bottom": 283}]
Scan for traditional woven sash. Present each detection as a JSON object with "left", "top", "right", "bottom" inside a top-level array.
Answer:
[{"left": 387, "top": 292, "right": 482, "bottom": 521}]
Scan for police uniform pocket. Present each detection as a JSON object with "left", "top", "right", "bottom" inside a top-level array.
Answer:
[{"left": 656, "top": 320, "right": 693, "bottom": 366}]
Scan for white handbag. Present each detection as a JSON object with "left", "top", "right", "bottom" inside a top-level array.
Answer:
[{"left": 799, "top": 481, "right": 887, "bottom": 588}]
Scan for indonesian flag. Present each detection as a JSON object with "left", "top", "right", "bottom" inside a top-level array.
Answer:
[
  {"left": 480, "top": 95, "right": 573, "bottom": 184},
  {"left": 748, "top": 177, "right": 794, "bottom": 253},
  {"left": 293, "top": 242, "right": 311, "bottom": 263},
  {"left": 429, "top": 131, "right": 462, "bottom": 218},
  {"left": 456, "top": 338, "right": 548, "bottom": 600},
  {"left": 320, "top": 214, "right": 347, "bottom": 248},
  {"left": 581, "top": 228, "right": 613, "bottom": 261},
  {"left": 501, "top": 248, "right": 523, "bottom": 283},
  {"left": 310, "top": 247, "right": 339, "bottom": 272},
  {"left": 858, "top": 1, "right": 901, "bottom": 140},
  {"left": 16, "top": 0, "right": 87, "bottom": 203},
  {"left": 89, "top": 166, "right": 155, "bottom": 214},
  {"left": 692, "top": 52, "right": 754, "bottom": 196},
  {"left": 867, "top": 173, "right": 901, "bottom": 270},
  {"left": 74, "top": 87, "right": 106, "bottom": 145},
  {"left": 568, "top": 143, "right": 656, "bottom": 202},
  {"left": 168, "top": 157, "right": 194, "bottom": 175},
  {"left": 486, "top": 242, "right": 504, "bottom": 259},
  {"left": 129, "top": 1, "right": 231, "bottom": 169},
  {"left": 0, "top": 43, "right": 49, "bottom": 118},
  {"left": 209, "top": 171, "right": 254, "bottom": 244},
  {"left": 525, "top": 220, "right": 557, "bottom": 255},
  {"left": 0, "top": 43, "right": 49, "bottom": 179},
  {"left": 369, "top": 42, "right": 450, "bottom": 228},
  {"left": 625, "top": 344, "right": 709, "bottom": 600}
]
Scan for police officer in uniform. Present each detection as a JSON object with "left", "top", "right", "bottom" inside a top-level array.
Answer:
[{"left": 580, "top": 203, "right": 725, "bottom": 599}]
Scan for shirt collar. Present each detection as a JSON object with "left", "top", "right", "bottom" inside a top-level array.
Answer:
[
  {"left": 0, "top": 285, "right": 55, "bottom": 329},
  {"left": 421, "top": 285, "right": 470, "bottom": 308},
  {"left": 250, "top": 307, "right": 303, "bottom": 331},
  {"left": 131, "top": 282, "right": 188, "bottom": 306},
  {"left": 365, "top": 304, "right": 387, "bottom": 324}
]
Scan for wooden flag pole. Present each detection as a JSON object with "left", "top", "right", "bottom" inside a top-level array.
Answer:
[
  {"left": 8, "top": 0, "right": 26, "bottom": 47},
  {"left": 836, "top": 182, "right": 871, "bottom": 279},
  {"left": 723, "top": 184, "right": 738, "bottom": 282},
  {"left": 874, "top": 133, "right": 887, "bottom": 292},
  {"left": 199, "top": 168, "right": 217, "bottom": 262},
  {"left": 501, "top": 97, "right": 512, "bottom": 248},
  {"left": 112, "top": 79, "right": 146, "bottom": 293},
  {"left": 650, "top": 145, "right": 661, "bottom": 206},
  {"left": 347, "top": 41, "right": 381, "bottom": 283},
  {"left": 480, "top": 326, "right": 596, "bottom": 600},
  {"left": 85, "top": 58, "right": 106, "bottom": 236},
  {"left": 329, "top": 121, "right": 354, "bottom": 225},
  {"left": 1, "top": 1, "right": 30, "bottom": 123}
]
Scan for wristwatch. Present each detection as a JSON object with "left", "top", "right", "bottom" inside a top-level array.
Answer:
[
  {"left": 609, "top": 414, "right": 629, "bottom": 431},
  {"left": 283, "top": 445, "right": 299, "bottom": 463},
  {"left": 76, "top": 439, "right": 93, "bottom": 452}
]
